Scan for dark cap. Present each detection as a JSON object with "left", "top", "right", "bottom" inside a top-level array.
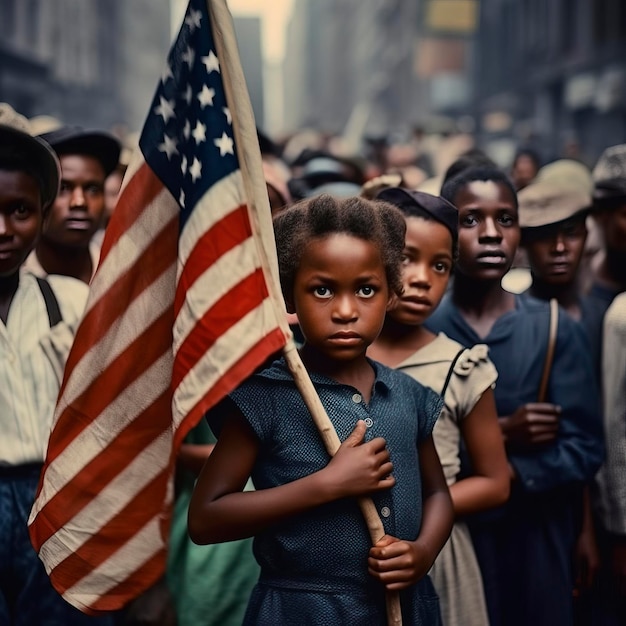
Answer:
[
  {"left": 376, "top": 187, "right": 458, "bottom": 240},
  {"left": 40, "top": 125, "right": 121, "bottom": 177},
  {"left": 0, "top": 103, "right": 60, "bottom": 210},
  {"left": 592, "top": 144, "right": 626, "bottom": 202}
]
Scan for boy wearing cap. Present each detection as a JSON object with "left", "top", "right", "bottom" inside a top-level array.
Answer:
[
  {"left": 0, "top": 105, "right": 112, "bottom": 625},
  {"left": 518, "top": 166, "right": 592, "bottom": 322},
  {"left": 583, "top": 145, "right": 626, "bottom": 625},
  {"left": 23, "top": 126, "right": 120, "bottom": 284}
]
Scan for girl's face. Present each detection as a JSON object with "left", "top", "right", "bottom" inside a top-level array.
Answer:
[
  {"left": 389, "top": 216, "right": 453, "bottom": 326},
  {"left": 453, "top": 180, "right": 520, "bottom": 281},
  {"left": 290, "top": 233, "right": 390, "bottom": 362}
]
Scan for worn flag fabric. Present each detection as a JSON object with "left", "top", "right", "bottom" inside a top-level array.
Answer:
[{"left": 28, "top": 0, "right": 288, "bottom": 614}]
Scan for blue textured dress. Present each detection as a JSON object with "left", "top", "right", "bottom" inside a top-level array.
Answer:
[{"left": 208, "top": 357, "right": 444, "bottom": 625}]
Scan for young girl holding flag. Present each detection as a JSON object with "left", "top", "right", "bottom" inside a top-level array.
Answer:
[{"left": 189, "top": 193, "right": 453, "bottom": 625}]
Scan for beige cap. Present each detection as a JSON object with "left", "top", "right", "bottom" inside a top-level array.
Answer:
[
  {"left": 518, "top": 181, "right": 590, "bottom": 228},
  {"left": 535, "top": 158, "right": 593, "bottom": 194}
]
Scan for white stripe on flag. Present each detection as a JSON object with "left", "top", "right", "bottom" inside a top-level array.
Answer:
[
  {"left": 177, "top": 170, "right": 245, "bottom": 272},
  {"left": 54, "top": 266, "right": 176, "bottom": 419},
  {"left": 87, "top": 189, "right": 178, "bottom": 311},
  {"left": 29, "top": 350, "right": 174, "bottom": 519},
  {"left": 172, "top": 297, "right": 278, "bottom": 425},
  {"left": 61, "top": 517, "right": 164, "bottom": 610},
  {"left": 37, "top": 433, "right": 170, "bottom": 572},
  {"left": 173, "top": 236, "right": 261, "bottom": 352}
]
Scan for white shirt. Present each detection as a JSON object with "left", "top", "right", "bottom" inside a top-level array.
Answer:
[{"left": 0, "top": 273, "right": 88, "bottom": 465}]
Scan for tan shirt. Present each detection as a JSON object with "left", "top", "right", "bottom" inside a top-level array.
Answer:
[{"left": 396, "top": 333, "right": 498, "bottom": 485}]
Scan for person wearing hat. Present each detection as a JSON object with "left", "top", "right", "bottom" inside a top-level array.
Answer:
[
  {"left": 584, "top": 144, "right": 626, "bottom": 370},
  {"left": 23, "top": 125, "right": 120, "bottom": 284},
  {"left": 0, "top": 105, "right": 113, "bottom": 625},
  {"left": 517, "top": 166, "right": 607, "bottom": 616},
  {"left": 518, "top": 173, "right": 592, "bottom": 321},
  {"left": 580, "top": 144, "right": 626, "bottom": 626},
  {"left": 369, "top": 187, "right": 509, "bottom": 626},
  {"left": 427, "top": 166, "right": 603, "bottom": 626}
]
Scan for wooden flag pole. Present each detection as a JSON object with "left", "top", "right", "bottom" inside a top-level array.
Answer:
[{"left": 208, "top": 1, "right": 402, "bottom": 623}]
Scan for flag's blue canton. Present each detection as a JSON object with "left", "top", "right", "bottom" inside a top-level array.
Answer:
[{"left": 139, "top": 0, "right": 238, "bottom": 229}]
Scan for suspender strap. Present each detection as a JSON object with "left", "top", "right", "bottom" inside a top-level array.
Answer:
[
  {"left": 441, "top": 348, "right": 466, "bottom": 398},
  {"left": 36, "top": 277, "right": 62, "bottom": 328}
]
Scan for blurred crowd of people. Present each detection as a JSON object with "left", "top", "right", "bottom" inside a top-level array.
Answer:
[{"left": 1, "top": 96, "right": 625, "bottom": 626}]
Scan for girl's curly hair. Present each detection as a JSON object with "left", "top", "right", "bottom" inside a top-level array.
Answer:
[{"left": 272, "top": 193, "right": 406, "bottom": 302}]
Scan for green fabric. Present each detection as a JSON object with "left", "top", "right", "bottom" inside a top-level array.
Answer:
[{"left": 167, "top": 420, "right": 259, "bottom": 626}]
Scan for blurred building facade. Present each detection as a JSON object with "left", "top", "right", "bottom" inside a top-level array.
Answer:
[
  {"left": 0, "top": 0, "right": 171, "bottom": 132},
  {"left": 473, "top": 0, "right": 626, "bottom": 166},
  {"left": 282, "top": 0, "right": 478, "bottom": 140}
]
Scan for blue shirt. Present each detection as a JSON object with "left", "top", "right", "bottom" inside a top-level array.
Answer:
[
  {"left": 209, "top": 357, "right": 443, "bottom": 625},
  {"left": 427, "top": 293, "right": 604, "bottom": 493}
]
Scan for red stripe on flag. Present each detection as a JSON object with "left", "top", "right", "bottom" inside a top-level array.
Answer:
[
  {"left": 80, "top": 549, "right": 168, "bottom": 615},
  {"left": 42, "top": 308, "right": 174, "bottom": 469},
  {"left": 57, "top": 215, "right": 178, "bottom": 402},
  {"left": 30, "top": 389, "right": 172, "bottom": 549},
  {"left": 98, "top": 164, "right": 165, "bottom": 264},
  {"left": 174, "top": 327, "right": 286, "bottom": 450},
  {"left": 174, "top": 203, "right": 250, "bottom": 316},
  {"left": 48, "top": 466, "right": 171, "bottom": 595},
  {"left": 172, "top": 267, "right": 270, "bottom": 389}
]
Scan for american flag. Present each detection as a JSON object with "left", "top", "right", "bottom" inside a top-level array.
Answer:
[{"left": 28, "top": 0, "right": 288, "bottom": 614}]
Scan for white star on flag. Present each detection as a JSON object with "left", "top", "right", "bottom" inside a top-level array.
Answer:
[
  {"left": 179, "top": 189, "right": 185, "bottom": 207},
  {"left": 181, "top": 155, "right": 188, "bottom": 175},
  {"left": 202, "top": 50, "right": 220, "bottom": 73},
  {"left": 184, "top": 8, "right": 202, "bottom": 31},
  {"left": 189, "top": 157, "right": 202, "bottom": 182},
  {"left": 222, "top": 107, "right": 232, "bottom": 125},
  {"left": 158, "top": 134, "right": 178, "bottom": 160},
  {"left": 182, "top": 46, "right": 195, "bottom": 69},
  {"left": 183, "top": 84, "right": 193, "bottom": 105},
  {"left": 214, "top": 132, "right": 234, "bottom": 156},
  {"left": 197, "top": 84, "right": 216, "bottom": 108},
  {"left": 154, "top": 96, "right": 176, "bottom": 123},
  {"left": 183, "top": 120, "right": 191, "bottom": 140},
  {"left": 192, "top": 121, "right": 207, "bottom": 144}
]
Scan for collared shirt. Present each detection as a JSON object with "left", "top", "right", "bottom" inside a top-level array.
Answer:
[
  {"left": 427, "top": 293, "right": 604, "bottom": 493},
  {"left": 0, "top": 273, "right": 88, "bottom": 465},
  {"left": 208, "top": 358, "right": 443, "bottom": 624}
]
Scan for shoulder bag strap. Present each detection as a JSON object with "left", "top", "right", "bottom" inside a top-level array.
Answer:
[
  {"left": 537, "top": 298, "right": 559, "bottom": 403},
  {"left": 36, "top": 276, "right": 63, "bottom": 328}
]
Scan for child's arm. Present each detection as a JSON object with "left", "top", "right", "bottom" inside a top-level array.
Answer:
[
  {"left": 188, "top": 413, "right": 395, "bottom": 545},
  {"left": 367, "top": 435, "right": 453, "bottom": 590},
  {"left": 453, "top": 387, "right": 510, "bottom": 516}
]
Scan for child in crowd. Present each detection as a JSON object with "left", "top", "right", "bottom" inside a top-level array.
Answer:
[
  {"left": 188, "top": 194, "right": 454, "bottom": 624},
  {"left": 428, "top": 167, "right": 604, "bottom": 626},
  {"left": 0, "top": 104, "right": 113, "bottom": 625},
  {"left": 368, "top": 187, "right": 510, "bottom": 626}
]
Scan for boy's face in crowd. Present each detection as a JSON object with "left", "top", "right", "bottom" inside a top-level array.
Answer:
[
  {"left": 43, "top": 154, "right": 106, "bottom": 248},
  {"left": 524, "top": 217, "right": 587, "bottom": 286},
  {"left": 454, "top": 180, "right": 520, "bottom": 282},
  {"left": 0, "top": 168, "right": 44, "bottom": 277},
  {"left": 389, "top": 216, "right": 453, "bottom": 326},
  {"left": 290, "top": 233, "right": 390, "bottom": 362}
]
